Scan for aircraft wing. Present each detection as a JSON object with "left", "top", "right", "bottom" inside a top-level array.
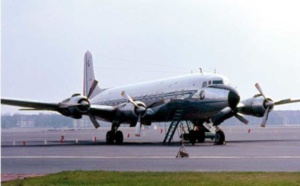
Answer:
[
  {"left": 90, "top": 105, "right": 116, "bottom": 112},
  {"left": 1, "top": 98, "right": 59, "bottom": 111},
  {"left": 1, "top": 98, "right": 116, "bottom": 113}
]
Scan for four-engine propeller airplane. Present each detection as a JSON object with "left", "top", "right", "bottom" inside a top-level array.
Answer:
[{"left": 2, "top": 51, "right": 300, "bottom": 145}]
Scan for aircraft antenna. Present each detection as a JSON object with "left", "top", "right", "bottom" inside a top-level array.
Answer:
[{"left": 199, "top": 68, "right": 203, "bottom": 75}]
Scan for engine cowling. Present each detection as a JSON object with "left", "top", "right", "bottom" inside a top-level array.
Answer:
[
  {"left": 58, "top": 94, "right": 90, "bottom": 119},
  {"left": 118, "top": 101, "right": 147, "bottom": 119},
  {"left": 238, "top": 95, "right": 273, "bottom": 117}
]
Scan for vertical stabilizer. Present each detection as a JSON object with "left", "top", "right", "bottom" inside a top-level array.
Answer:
[{"left": 83, "top": 51, "right": 101, "bottom": 99}]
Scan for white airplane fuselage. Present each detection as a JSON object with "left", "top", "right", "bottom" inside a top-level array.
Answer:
[{"left": 90, "top": 73, "right": 239, "bottom": 126}]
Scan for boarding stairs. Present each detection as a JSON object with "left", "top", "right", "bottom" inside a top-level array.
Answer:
[{"left": 163, "top": 108, "right": 184, "bottom": 144}]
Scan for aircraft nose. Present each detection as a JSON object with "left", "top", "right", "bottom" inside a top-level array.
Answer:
[{"left": 228, "top": 89, "right": 240, "bottom": 110}]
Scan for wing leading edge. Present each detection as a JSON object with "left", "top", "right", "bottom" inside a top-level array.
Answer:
[
  {"left": 1, "top": 98, "right": 116, "bottom": 114},
  {"left": 1, "top": 98, "right": 59, "bottom": 111}
]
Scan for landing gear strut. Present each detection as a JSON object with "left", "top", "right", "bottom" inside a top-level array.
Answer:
[
  {"left": 203, "top": 122, "right": 226, "bottom": 145},
  {"left": 106, "top": 123, "right": 124, "bottom": 145}
]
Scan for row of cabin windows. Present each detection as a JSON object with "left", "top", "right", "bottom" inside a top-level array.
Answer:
[{"left": 98, "top": 91, "right": 193, "bottom": 106}]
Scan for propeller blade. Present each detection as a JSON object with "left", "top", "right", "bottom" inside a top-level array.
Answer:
[
  {"left": 234, "top": 113, "right": 249, "bottom": 125},
  {"left": 135, "top": 115, "right": 142, "bottom": 137},
  {"left": 87, "top": 80, "right": 98, "bottom": 99},
  {"left": 121, "top": 91, "right": 139, "bottom": 107},
  {"left": 255, "top": 83, "right": 267, "bottom": 99},
  {"left": 260, "top": 107, "right": 270, "bottom": 128},
  {"left": 88, "top": 113, "right": 100, "bottom": 129},
  {"left": 274, "top": 98, "right": 300, "bottom": 105},
  {"left": 211, "top": 107, "right": 233, "bottom": 125}
]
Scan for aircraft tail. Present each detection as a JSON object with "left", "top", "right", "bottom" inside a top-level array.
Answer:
[{"left": 83, "top": 51, "right": 101, "bottom": 99}]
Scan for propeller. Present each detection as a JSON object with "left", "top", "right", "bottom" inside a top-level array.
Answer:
[
  {"left": 235, "top": 113, "right": 249, "bottom": 125},
  {"left": 88, "top": 113, "right": 100, "bottom": 128},
  {"left": 135, "top": 115, "right": 142, "bottom": 137},
  {"left": 260, "top": 107, "right": 270, "bottom": 128},
  {"left": 121, "top": 91, "right": 148, "bottom": 137},
  {"left": 254, "top": 83, "right": 300, "bottom": 127},
  {"left": 85, "top": 80, "right": 101, "bottom": 129},
  {"left": 254, "top": 83, "right": 275, "bottom": 127},
  {"left": 211, "top": 107, "right": 249, "bottom": 126}
]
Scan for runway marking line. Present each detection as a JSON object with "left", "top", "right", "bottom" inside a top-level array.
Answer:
[{"left": 2, "top": 156, "right": 300, "bottom": 159}]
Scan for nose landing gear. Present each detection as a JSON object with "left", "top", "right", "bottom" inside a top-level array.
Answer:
[{"left": 203, "top": 122, "right": 226, "bottom": 145}]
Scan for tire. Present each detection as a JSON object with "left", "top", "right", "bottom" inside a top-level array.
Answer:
[
  {"left": 115, "top": 131, "right": 124, "bottom": 145},
  {"left": 197, "top": 129, "right": 205, "bottom": 143},
  {"left": 215, "top": 130, "right": 225, "bottom": 145},
  {"left": 106, "top": 131, "right": 114, "bottom": 144},
  {"left": 189, "top": 130, "right": 196, "bottom": 145}
]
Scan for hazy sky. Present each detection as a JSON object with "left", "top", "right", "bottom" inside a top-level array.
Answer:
[{"left": 2, "top": 0, "right": 300, "bottom": 114}]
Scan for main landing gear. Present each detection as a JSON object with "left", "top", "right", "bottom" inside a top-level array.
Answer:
[{"left": 106, "top": 124, "right": 124, "bottom": 145}]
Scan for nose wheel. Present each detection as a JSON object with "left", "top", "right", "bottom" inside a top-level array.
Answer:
[{"left": 214, "top": 130, "right": 225, "bottom": 145}]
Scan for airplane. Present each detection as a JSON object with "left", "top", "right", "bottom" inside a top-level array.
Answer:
[{"left": 2, "top": 51, "right": 300, "bottom": 145}]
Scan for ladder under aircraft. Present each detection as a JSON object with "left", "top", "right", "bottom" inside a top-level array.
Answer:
[{"left": 163, "top": 108, "right": 184, "bottom": 144}]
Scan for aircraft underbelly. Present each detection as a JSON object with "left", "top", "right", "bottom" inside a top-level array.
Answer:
[{"left": 144, "top": 99, "right": 228, "bottom": 122}]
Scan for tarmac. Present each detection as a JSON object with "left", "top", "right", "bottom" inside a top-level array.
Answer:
[{"left": 2, "top": 125, "right": 300, "bottom": 180}]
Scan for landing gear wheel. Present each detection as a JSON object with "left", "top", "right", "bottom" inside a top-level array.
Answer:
[
  {"left": 189, "top": 130, "right": 196, "bottom": 145},
  {"left": 106, "top": 131, "right": 114, "bottom": 144},
  {"left": 115, "top": 131, "right": 124, "bottom": 145},
  {"left": 197, "top": 129, "right": 205, "bottom": 143},
  {"left": 215, "top": 130, "right": 225, "bottom": 145}
]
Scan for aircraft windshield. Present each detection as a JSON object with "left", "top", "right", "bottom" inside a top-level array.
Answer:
[{"left": 212, "top": 80, "right": 223, "bottom": 85}]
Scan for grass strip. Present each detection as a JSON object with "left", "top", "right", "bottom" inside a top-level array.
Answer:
[{"left": 3, "top": 171, "right": 300, "bottom": 186}]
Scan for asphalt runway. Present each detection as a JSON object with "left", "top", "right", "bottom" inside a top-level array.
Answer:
[{"left": 2, "top": 126, "right": 300, "bottom": 174}]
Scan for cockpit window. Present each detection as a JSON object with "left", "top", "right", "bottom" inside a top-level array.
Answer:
[
  {"left": 202, "top": 82, "right": 207, "bottom": 87},
  {"left": 212, "top": 80, "right": 223, "bottom": 85}
]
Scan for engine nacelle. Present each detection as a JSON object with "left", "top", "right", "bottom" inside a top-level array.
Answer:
[
  {"left": 118, "top": 101, "right": 146, "bottom": 118},
  {"left": 59, "top": 94, "right": 90, "bottom": 119},
  {"left": 238, "top": 96, "right": 273, "bottom": 117}
]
